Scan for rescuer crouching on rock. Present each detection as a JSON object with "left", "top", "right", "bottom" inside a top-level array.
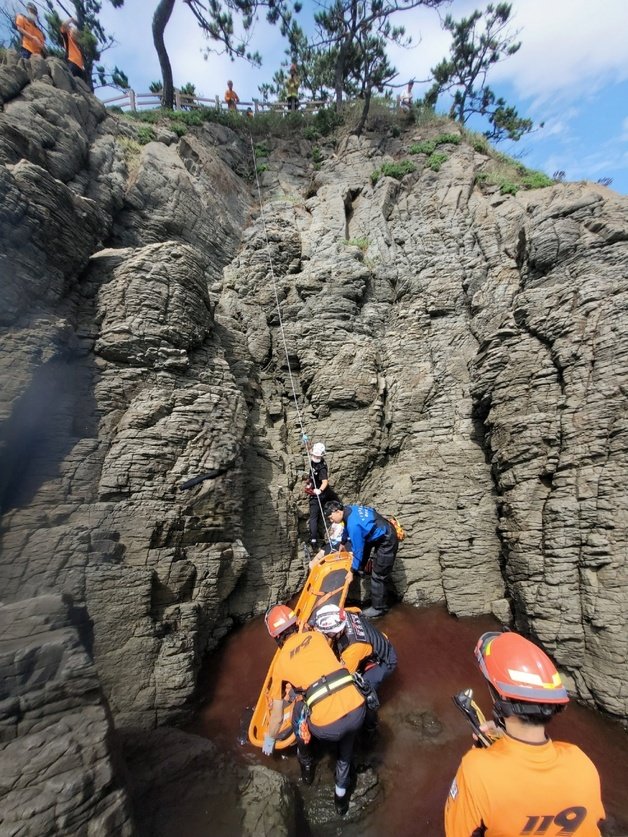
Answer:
[
  {"left": 312, "top": 603, "right": 397, "bottom": 734},
  {"left": 262, "top": 604, "right": 366, "bottom": 816},
  {"left": 444, "top": 631, "right": 606, "bottom": 836}
]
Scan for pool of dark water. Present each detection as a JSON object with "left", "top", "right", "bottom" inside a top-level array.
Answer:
[{"left": 189, "top": 604, "right": 628, "bottom": 836}]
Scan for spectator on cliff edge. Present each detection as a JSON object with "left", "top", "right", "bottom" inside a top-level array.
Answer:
[
  {"left": 15, "top": 3, "right": 45, "bottom": 60},
  {"left": 224, "top": 80, "right": 240, "bottom": 111},
  {"left": 400, "top": 80, "right": 414, "bottom": 111},
  {"left": 285, "top": 63, "right": 299, "bottom": 111},
  {"left": 60, "top": 18, "right": 85, "bottom": 80}
]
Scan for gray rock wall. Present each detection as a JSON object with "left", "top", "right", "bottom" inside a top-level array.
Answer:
[
  {"left": 230, "top": 132, "right": 627, "bottom": 720},
  {"left": 0, "top": 595, "right": 134, "bottom": 835},
  {"left": 0, "top": 56, "right": 260, "bottom": 737},
  {"left": 0, "top": 47, "right": 627, "bottom": 779},
  {"left": 121, "top": 727, "right": 297, "bottom": 837}
]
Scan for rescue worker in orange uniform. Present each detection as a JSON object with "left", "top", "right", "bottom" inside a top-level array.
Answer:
[
  {"left": 224, "top": 80, "right": 239, "bottom": 111},
  {"left": 444, "top": 631, "right": 606, "bottom": 837},
  {"left": 15, "top": 3, "right": 45, "bottom": 60},
  {"left": 263, "top": 604, "right": 365, "bottom": 816},
  {"left": 60, "top": 18, "right": 85, "bottom": 80},
  {"left": 313, "top": 603, "right": 397, "bottom": 733}
]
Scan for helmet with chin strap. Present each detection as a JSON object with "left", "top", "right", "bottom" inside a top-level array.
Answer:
[
  {"left": 475, "top": 631, "right": 569, "bottom": 722},
  {"left": 311, "top": 442, "right": 326, "bottom": 457},
  {"left": 313, "top": 604, "right": 346, "bottom": 635}
]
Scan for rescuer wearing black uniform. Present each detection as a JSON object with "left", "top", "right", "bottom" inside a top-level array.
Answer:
[
  {"left": 306, "top": 442, "right": 340, "bottom": 548},
  {"left": 313, "top": 603, "right": 397, "bottom": 731}
]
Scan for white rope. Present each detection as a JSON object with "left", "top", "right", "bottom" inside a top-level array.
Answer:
[{"left": 248, "top": 135, "right": 334, "bottom": 553}]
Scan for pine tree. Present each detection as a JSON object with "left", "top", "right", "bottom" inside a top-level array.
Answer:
[
  {"left": 424, "top": 2, "right": 534, "bottom": 142},
  {"left": 290, "top": 0, "right": 445, "bottom": 135},
  {"left": 153, "top": 0, "right": 301, "bottom": 110},
  {"left": 152, "top": 0, "right": 176, "bottom": 108}
]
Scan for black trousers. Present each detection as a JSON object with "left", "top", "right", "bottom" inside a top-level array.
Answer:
[
  {"left": 363, "top": 652, "right": 398, "bottom": 728},
  {"left": 68, "top": 61, "right": 85, "bottom": 80},
  {"left": 298, "top": 702, "right": 365, "bottom": 790},
  {"left": 308, "top": 489, "right": 339, "bottom": 543},
  {"left": 364, "top": 523, "right": 398, "bottom": 610}
]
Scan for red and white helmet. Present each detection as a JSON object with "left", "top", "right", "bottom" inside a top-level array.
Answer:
[
  {"left": 313, "top": 604, "right": 346, "bottom": 635},
  {"left": 475, "top": 631, "right": 569, "bottom": 706},
  {"left": 265, "top": 605, "right": 298, "bottom": 638}
]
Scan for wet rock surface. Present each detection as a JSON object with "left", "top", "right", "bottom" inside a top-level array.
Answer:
[
  {"left": 301, "top": 764, "right": 382, "bottom": 834},
  {"left": 400, "top": 709, "right": 444, "bottom": 741},
  {"left": 121, "top": 727, "right": 297, "bottom": 836},
  {"left": 0, "top": 51, "right": 627, "bottom": 833}
]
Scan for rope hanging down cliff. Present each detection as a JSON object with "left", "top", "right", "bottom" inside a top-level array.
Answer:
[{"left": 248, "top": 135, "right": 333, "bottom": 549}]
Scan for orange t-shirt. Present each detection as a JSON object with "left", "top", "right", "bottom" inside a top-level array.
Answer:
[
  {"left": 444, "top": 734, "right": 605, "bottom": 837},
  {"left": 224, "top": 88, "right": 239, "bottom": 109},
  {"left": 61, "top": 23, "right": 84, "bottom": 70},
  {"left": 270, "top": 630, "right": 363, "bottom": 728},
  {"left": 15, "top": 15, "right": 45, "bottom": 56},
  {"left": 339, "top": 638, "right": 372, "bottom": 674}
]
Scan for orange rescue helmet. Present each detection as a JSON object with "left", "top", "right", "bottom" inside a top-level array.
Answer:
[
  {"left": 475, "top": 631, "right": 569, "bottom": 705},
  {"left": 265, "top": 604, "right": 298, "bottom": 638}
]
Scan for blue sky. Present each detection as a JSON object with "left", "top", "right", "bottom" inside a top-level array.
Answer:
[{"left": 4, "top": 0, "right": 628, "bottom": 192}]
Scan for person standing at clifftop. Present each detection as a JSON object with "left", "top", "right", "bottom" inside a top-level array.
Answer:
[
  {"left": 285, "top": 63, "right": 299, "bottom": 111},
  {"left": 15, "top": 3, "right": 45, "bottom": 60},
  {"left": 60, "top": 18, "right": 85, "bottom": 80},
  {"left": 224, "top": 80, "right": 240, "bottom": 111}
]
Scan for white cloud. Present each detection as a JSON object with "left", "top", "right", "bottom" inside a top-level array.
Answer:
[
  {"left": 392, "top": 0, "right": 628, "bottom": 105},
  {"left": 519, "top": 106, "right": 581, "bottom": 145},
  {"left": 488, "top": 0, "right": 628, "bottom": 101}
]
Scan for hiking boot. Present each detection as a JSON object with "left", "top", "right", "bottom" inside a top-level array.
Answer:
[
  {"left": 334, "top": 792, "right": 349, "bottom": 816},
  {"left": 362, "top": 605, "right": 387, "bottom": 619},
  {"left": 301, "top": 762, "right": 315, "bottom": 785}
]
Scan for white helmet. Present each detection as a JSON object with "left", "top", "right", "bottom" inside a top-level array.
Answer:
[
  {"left": 311, "top": 442, "right": 326, "bottom": 457},
  {"left": 313, "top": 604, "right": 346, "bottom": 635}
]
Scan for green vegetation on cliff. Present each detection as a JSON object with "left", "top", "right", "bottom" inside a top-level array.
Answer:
[{"left": 118, "top": 103, "right": 555, "bottom": 196}]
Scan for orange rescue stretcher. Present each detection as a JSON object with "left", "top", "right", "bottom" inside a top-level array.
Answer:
[{"left": 248, "top": 549, "right": 353, "bottom": 749}]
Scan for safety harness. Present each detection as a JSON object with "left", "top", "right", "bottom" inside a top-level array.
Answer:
[
  {"left": 336, "top": 611, "right": 395, "bottom": 667},
  {"left": 305, "top": 667, "right": 355, "bottom": 709}
]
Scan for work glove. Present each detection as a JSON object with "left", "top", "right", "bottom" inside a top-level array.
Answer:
[
  {"left": 262, "top": 734, "right": 275, "bottom": 756},
  {"left": 314, "top": 488, "right": 321, "bottom": 495}
]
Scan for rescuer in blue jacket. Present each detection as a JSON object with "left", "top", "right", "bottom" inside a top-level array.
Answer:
[{"left": 324, "top": 501, "right": 398, "bottom": 618}]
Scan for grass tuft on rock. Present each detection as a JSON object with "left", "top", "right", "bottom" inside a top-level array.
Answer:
[{"left": 371, "top": 160, "right": 417, "bottom": 185}]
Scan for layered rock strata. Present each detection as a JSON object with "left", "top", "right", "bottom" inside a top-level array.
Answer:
[
  {"left": 0, "top": 51, "right": 627, "bottom": 829},
  {"left": 0, "top": 595, "right": 134, "bottom": 834}
]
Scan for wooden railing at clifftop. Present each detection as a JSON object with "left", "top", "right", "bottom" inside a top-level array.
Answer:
[{"left": 100, "top": 89, "right": 329, "bottom": 115}]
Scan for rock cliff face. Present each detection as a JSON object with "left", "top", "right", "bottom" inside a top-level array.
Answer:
[{"left": 1, "top": 51, "right": 627, "bottom": 830}]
